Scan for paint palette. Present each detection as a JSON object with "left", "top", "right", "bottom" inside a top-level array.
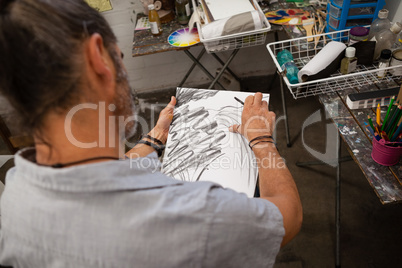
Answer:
[
  {"left": 265, "top": 9, "right": 310, "bottom": 25},
  {"left": 168, "top": 27, "right": 200, "bottom": 47}
]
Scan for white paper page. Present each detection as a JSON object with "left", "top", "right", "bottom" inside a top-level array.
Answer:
[
  {"left": 205, "top": 0, "right": 255, "bottom": 21},
  {"left": 161, "top": 88, "right": 270, "bottom": 197}
]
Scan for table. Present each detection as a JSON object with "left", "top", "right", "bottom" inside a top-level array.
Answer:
[
  {"left": 132, "top": 14, "right": 243, "bottom": 90},
  {"left": 318, "top": 83, "right": 402, "bottom": 268},
  {"left": 320, "top": 85, "right": 402, "bottom": 204},
  {"left": 276, "top": 65, "right": 402, "bottom": 268},
  {"left": 266, "top": 3, "right": 402, "bottom": 267}
]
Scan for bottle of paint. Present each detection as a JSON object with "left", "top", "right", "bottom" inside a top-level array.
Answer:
[
  {"left": 277, "top": 49, "right": 299, "bottom": 84},
  {"left": 175, "top": 0, "right": 191, "bottom": 25},
  {"left": 377, "top": 49, "right": 391, "bottom": 78},
  {"left": 341, "top": 47, "right": 357, "bottom": 75},
  {"left": 148, "top": 4, "right": 162, "bottom": 36}
]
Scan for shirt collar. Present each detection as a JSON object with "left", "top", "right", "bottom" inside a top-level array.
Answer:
[{"left": 12, "top": 148, "right": 183, "bottom": 193}]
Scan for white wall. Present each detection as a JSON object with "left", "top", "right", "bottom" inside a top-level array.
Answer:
[
  {"left": 384, "top": 0, "right": 402, "bottom": 23},
  {"left": 103, "top": 0, "right": 277, "bottom": 94}
]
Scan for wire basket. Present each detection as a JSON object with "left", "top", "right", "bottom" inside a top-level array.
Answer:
[
  {"left": 267, "top": 28, "right": 402, "bottom": 99},
  {"left": 193, "top": 0, "right": 271, "bottom": 53}
]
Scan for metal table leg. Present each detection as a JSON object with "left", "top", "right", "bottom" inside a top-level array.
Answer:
[
  {"left": 182, "top": 49, "right": 226, "bottom": 90},
  {"left": 208, "top": 49, "right": 240, "bottom": 89},
  {"left": 210, "top": 53, "right": 241, "bottom": 83},
  {"left": 336, "top": 134, "right": 341, "bottom": 268},
  {"left": 179, "top": 48, "right": 207, "bottom": 87},
  {"left": 279, "top": 72, "right": 291, "bottom": 147},
  {"left": 267, "top": 31, "right": 281, "bottom": 92},
  {"left": 296, "top": 134, "right": 344, "bottom": 268}
]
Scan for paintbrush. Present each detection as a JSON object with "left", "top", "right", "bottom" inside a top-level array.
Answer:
[
  {"left": 302, "top": 18, "right": 314, "bottom": 42},
  {"left": 314, "top": 22, "right": 327, "bottom": 49},
  {"left": 314, "top": 11, "right": 323, "bottom": 44},
  {"left": 313, "top": 13, "right": 318, "bottom": 36}
]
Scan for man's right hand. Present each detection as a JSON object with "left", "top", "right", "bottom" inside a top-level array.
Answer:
[
  {"left": 229, "top": 92, "right": 276, "bottom": 142},
  {"left": 229, "top": 92, "right": 302, "bottom": 248}
]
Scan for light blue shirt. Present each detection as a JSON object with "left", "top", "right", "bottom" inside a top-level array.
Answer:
[{"left": 0, "top": 149, "right": 284, "bottom": 268}]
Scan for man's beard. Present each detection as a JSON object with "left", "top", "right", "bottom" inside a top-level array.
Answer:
[{"left": 113, "top": 69, "right": 137, "bottom": 142}]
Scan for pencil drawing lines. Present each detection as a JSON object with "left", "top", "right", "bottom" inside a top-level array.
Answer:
[
  {"left": 162, "top": 89, "right": 257, "bottom": 188},
  {"left": 176, "top": 87, "right": 219, "bottom": 108}
]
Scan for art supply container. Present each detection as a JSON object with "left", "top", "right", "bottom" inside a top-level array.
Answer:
[
  {"left": 349, "top": 26, "right": 369, "bottom": 45},
  {"left": 390, "top": 48, "right": 402, "bottom": 76},
  {"left": 371, "top": 138, "right": 402, "bottom": 166}
]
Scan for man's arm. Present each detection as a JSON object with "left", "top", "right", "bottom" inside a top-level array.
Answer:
[
  {"left": 229, "top": 92, "right": 302, "bottom": 247},
  {"left": 126, "top": 96, "right": 176, "bottom": 158}
]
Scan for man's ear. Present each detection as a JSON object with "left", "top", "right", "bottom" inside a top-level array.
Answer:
[{"left": 86, "top": 33, "right": 114, "bottom": 83}]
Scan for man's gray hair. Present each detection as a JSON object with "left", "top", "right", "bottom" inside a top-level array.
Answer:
[{"left": 0, "top": 0, "right": 120, "bottom": 133}]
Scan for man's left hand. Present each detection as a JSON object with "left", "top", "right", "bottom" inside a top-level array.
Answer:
[{"left": 150, "top": 96, "right": 176, "bottom": 144}]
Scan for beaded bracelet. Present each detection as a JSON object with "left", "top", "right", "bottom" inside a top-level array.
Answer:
[
  {"left": 136, "top": 140, "right": 165, "bottom": 157},
  {"left": 141, "top": 134, "right": 164, "bottom": 145}
]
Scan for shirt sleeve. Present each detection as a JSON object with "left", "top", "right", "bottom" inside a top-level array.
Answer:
[{"left": 203, "top": 186, "right": 285, "bottom": 268}]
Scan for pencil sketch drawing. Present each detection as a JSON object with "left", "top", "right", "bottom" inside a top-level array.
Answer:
[{"left": 161, "top": 87, "right": 269, "bottom": 197}]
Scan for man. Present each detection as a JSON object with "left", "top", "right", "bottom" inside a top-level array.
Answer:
[{"left": 0, "top": 0, "right": 302, "bottom": 267}]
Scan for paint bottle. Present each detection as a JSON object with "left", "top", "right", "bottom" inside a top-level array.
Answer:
[
  {"left": 377, "top": 49, "right": 391, "bottom": 78},
  {"left": 277, "top": 49, "right": 299, "bottom": 84},
  {"left": 148, "top": 4, "right": 162, "bottom": 36},
  {"left": 340, "top": 47, "right": 357, "bottom": 75},
  {"left": 175, "top": 0, "right": 191, "bottom": 25}
]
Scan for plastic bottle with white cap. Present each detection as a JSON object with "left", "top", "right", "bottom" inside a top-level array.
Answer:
[
  {"left": 341, "top": 47, "right": 357, "bottom": 75},
  {"left": 373, "top": 22, "right": 402, "bottom": 60},
  {"left": 368, "top": 9, "right": 391, "bottom": 41}
]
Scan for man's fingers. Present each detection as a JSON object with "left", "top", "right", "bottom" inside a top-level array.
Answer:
[
  {"left": 166, "top": 96, "right": 176, "bottom": 109},
  {"left": 244, "top": 95, "right": 253, "bottom": 106},
  {"left": 229, "top": 124, "right": 242, "bottom": 135},
  {"left": 253, "top": 92, "right": 263, "bottom": 105},
  {"left": 262, "top": 100, "right": 268, "bottom": 110}
]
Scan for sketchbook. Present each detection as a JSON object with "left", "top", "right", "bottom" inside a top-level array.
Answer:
[{"left": 161, "top": 88, "right": 269, "bottom": 197}]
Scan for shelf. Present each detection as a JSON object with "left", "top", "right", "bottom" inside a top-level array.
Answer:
[
  {"left": 328, "top": 0, "right": 385, "bottom": 31},
  {"left": 332, "top": 0, "right": 379, "bottom": 9}
]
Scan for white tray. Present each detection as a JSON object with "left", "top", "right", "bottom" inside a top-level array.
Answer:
[
  {"left": 267, "top": 28, "right": 402, "bottom": 99},
  {"left": 193, "top": 0, "right": 271, "bottom": 53}
]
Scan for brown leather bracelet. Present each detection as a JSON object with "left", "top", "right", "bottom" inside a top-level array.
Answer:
[{"left": 250, "top": 140, "right": 276, "bottom": 150}]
